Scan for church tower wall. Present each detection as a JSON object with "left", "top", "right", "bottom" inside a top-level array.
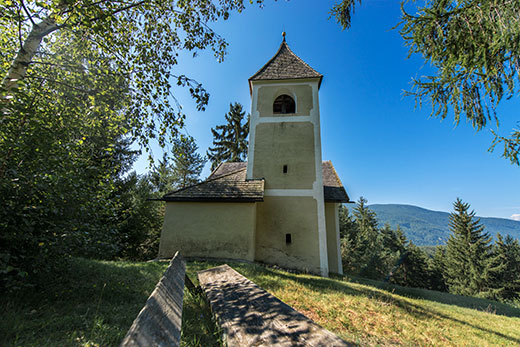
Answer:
[{"left": 247, "top": 78, "right": 329, "bottom": 276}]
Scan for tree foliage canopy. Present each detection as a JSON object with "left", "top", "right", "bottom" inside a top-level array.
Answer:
[
  {"left": 1, "top": 0, "right": 255, "bottom": 151},
  {"left": 207, "top": 102, "right": 249, "bottom": 171},
  {"left": 331, "top": 0, "right": 520, "bottom": 165},
  {"left": 0, "top": 0, "right": 255, "bottom": 290}
]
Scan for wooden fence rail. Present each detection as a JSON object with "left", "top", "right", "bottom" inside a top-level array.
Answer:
[
  {"left": 198, "top": 264, "right": 350, "bottom": 346},
  {"left": 120, "top": 252, "right": 186, "bottom": 347}
]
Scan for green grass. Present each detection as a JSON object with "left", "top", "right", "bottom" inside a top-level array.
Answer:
[
  {"left": 187, "top": 261, "right": 520, "bottom": 346},
  {"left": 3, "top": 258, "right": 520, "bottom": 346},
  {"left": 1, "top": 258, "right": 168, "bottom": 346}
]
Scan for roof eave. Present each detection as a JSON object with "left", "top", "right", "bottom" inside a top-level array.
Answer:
[
  {"left": 161, "top": 197, "right": 264, "bottom": 203},
  {"left": 248, "top": 75, "right": 323, "bottom": 95},
  {"left": 325, "top": 198, "right": 352, "bottom": 203}
]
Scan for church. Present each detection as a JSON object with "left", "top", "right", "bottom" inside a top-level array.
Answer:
[{"left": 158, "top": 37, "right": 351, "bottom": 276}]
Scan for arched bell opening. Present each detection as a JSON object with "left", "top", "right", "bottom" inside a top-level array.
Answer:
[{"left": 273, "top": 94, "right": 296, "bottom": 114}]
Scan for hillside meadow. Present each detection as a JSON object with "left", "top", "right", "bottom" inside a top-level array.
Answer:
[{"left": 1, "top": 258, "right": 519, "bottom": 346}]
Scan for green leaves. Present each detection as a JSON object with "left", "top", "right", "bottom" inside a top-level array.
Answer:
[
  {"left": 399, "top": 0, "right": 520, "bottom": 164},
  {"left": 2, "top": 0, "right": 258, "bottom": 154},
  {"left": 332, "top": 0, "right": 520, "bottom": 165},
  {"left": 330, "top": 0, "right": 363, "bottom": 30}
]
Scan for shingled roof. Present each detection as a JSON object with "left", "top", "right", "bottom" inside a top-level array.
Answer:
[
  {"left": 249, "top": 39, "right": 323, "bottom": 88},
  {"left": 163, "top": 161, "right": 350, "bottom": 203},
  {"left": 162, "top": 167, "right": 264, "bottom": 202},
  {"left": 322, "top": 161, "right": 351, "bottom": 203}
]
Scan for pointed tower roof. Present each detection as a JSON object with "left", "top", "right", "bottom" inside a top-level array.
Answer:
[{"left": 249, "top": 37, "right": 323, "bottom": 90}]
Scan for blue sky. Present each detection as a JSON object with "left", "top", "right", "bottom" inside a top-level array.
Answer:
[{"left": 134, "top": 0, "right": 520, "bottom": 220}]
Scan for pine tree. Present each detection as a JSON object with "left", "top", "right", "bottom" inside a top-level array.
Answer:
[
  {"left": 351, "top": 197, "right": 384, "bottom": 278},
  {"left": 493, "top": 234, "right": 520, "bottom": 302},
  {"left": 428, "top": 246, "right": 447, "bottom": 292},
  {"left": 381, "top": 224, "right": 407, "bottom": 254},
  {"left": 207, "top": 102, "right": 249, "bottom": 171},
  {"left": 149, "top": 135, "right": 205, "bottom": 193},
  {"left": 172, "top": 135, "right": 206, "bottom": 189},
  {"left": 444, "top": 198, "right": 500, "bottom": 297},
  {"left": 339, "top": 204, "right": 356, "bottom": 239},
  {"left": 392, "top": 243, "right": 431, "bottom": 289},
  {"left": 380, "top": 224, "right": 408, "bottom": 282},
  {"left": 149, "top": 156, "right": 177, "bottom": 195},
  {"left": 330, "top": 0, "right": 520, "bottom": 165}
]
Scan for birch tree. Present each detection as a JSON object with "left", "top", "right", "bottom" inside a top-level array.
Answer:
[{"left": 1, "top": 0, "right": 252, "bottom": 151}]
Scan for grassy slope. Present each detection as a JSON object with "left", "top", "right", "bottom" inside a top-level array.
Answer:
[
  {"left": 188, "top": 261, "right": 520, "bottom": 346},
  {"left": 1, "top": 258, "right": 168, "bottom": 346},
  {"left": 2, "top": 258, "right": 519, "bottom": 346}
]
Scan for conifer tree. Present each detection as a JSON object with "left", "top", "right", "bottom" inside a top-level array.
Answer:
[
  {"left": 149, "top": 157, "right": 177, "bottom": 195},
  {"left": 331, "top": 0, "right": 520, "bottom": 165},
  {"left": 444, "top": 198, "right": 501, "bottom": 297},
  {"left": 149, "top": 135, "right": 206, "bottom": 193},
  {"left": 392, "top": 242, "right": 431, "bottom": 289},
  {"left": 339, "top": 204, "right": 356, "bottom": 239},
  {"left": 207, "top": 102, "right": 249, "bottom": 171},
  {"left": 429, "top": 246, "right": 447, "bottom": 292},
  {"left": 380, "top": 224, "right": 408, "bottom": 282},
  {"left": 381, "top": 224, "right": 407, "bottom": 254},
  {"left": 493, "top": 234, "right": 520, "bottom": 302},
  {"left": 349, "top": 197, "right": 384, "bottom": 278},
  {"left": 172, "top": 135, "right": 206, "bottom": 189}
]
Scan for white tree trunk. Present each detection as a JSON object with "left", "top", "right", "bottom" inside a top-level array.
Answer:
[{"left": 1, "top": 16, "right": 58, "bottom": 95}]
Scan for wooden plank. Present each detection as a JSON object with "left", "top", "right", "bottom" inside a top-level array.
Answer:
[
  {"left": 120, "top": 252, "right": 185, "bottom": 347},
  {"left": 198, "top": 264, "right": 350, "bottom": 346}
]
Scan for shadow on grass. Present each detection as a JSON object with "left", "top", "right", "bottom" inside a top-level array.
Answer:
[
  {"left": 235, "top": 266, "right": 520, "bottom": 345},
  {"left": 197, "top": 264, "right": 354, "bottom": 346},
  {"left": 1, "top": 257, "right": 168, "bottom": 347},
  {"left": 345, "top": 275, "right": 520, "bottom": 318}
]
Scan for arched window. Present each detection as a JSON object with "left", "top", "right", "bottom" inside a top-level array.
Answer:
[{"left": 273, "top": 94, "right": 295, "bottom": 114}]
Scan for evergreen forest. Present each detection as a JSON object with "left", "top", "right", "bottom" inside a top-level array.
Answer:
[{"left": 340, "top": 198, "right": 520, "bottom": 305}]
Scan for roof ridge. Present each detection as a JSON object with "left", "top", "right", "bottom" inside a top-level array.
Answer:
[
  {"left": 327, "top": 161, "right": 343, "bottom": 187},
  {"left": 248, "top": 40, "right": 323, "bottom": 89},
  {"left": 282, "top": 42, "right": 323, "bottom": 78},
  {"left": 163, "top": 166, "right": 246, "bottom": 198},
  {"left": 207, "top": 166, "right": 247, "bottom": 181},
  {"left": 207, "top": 162, "right": 224, "bottom": 178},
  {"left": 249, "top": 41, "right": 286, "bottom": 81}
]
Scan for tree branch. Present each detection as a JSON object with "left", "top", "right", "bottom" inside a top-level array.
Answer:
[{"left": 19, "top": 0, "right": 36, "bottom": 26}]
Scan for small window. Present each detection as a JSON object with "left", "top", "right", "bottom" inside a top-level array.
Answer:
[
  {"left": 286, "top": 233, "right": 292, "bottom": 244},
  {"left": 273, "top": 94, "right": 295, "bottom": 114},
  {"left": 283, "top": 165, "right": 288, "bottom": 174}
]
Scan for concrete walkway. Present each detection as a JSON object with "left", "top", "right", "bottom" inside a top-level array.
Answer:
[{"left": 198, "top": 264, "right": 350, "bottom": 346}]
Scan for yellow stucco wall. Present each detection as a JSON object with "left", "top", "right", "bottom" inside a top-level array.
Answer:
[
  {"left": 252, "top": 122, "right": 316, "bottom": 189},
  {"left": 159, "top": 202, "right": 256, "bottom": 261},
  {"left": 325, "top": 202, "right": 341, "bottom": 274},
  {"left": 255, "top": 196, "right": 321, "bottom": 274},
  {"left": 257, "top": 85, "right": 313, "bottom": 117}
]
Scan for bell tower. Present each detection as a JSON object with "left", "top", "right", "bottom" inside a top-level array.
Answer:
[{"left": 247, "top": 36, "right": 329, "bottom": 276}]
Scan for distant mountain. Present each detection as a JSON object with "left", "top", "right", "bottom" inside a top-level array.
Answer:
[{"left": 367, "top": 204, "right": 520, "bottom": 246}]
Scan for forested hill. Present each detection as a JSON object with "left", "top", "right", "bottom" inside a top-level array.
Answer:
[{"left": 368, "top": 204, "right": 520, "bottom": 246}]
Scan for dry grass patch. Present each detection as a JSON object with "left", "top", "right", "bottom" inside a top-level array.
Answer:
[{"left": 191, "top": 261, "right": 520, "bottom": 346}]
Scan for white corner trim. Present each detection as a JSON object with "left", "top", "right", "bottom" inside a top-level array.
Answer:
[
  {"left": 311, "top": 84, "right": 328, "bottom": 277},
  {"left": 335, "top": 203, "right": 343, "bottom": 275},
  {"left": 246, "top": 85, "right": 259, "bottom": 180}
]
